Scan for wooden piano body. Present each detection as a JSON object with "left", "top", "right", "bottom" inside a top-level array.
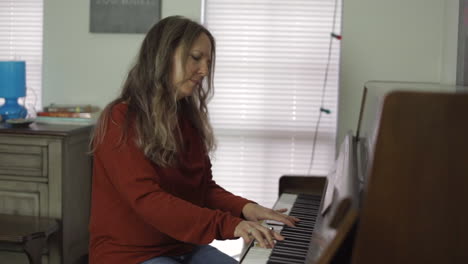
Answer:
[
  {"left": 240, "top": 82, "right": 468, "bottom": 264},
  {"left": 351, "top": 83, "right": 468, "bottom": 264}
]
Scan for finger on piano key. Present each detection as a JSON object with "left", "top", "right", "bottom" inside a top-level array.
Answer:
[
  {"left": 241, "top": 193, "right": 322, "bottom": 263},
  {"left": 266, "top": 193, "right": 297, "bottom": 226},
  {"left": 275, "top": 208, "right": 288, "bottom": 213}
]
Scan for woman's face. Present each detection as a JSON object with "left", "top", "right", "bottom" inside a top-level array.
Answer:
[{"left": 171, "top": 33, "right": 212, "bottom": 99}]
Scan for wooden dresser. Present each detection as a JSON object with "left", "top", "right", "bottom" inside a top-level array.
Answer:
[{"left": 0, "top": 123, "right": 93, "bottom": 264}]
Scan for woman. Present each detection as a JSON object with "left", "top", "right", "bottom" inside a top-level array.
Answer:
[{"left": 89, "top": 16, "right": 299, "bottom": 264}]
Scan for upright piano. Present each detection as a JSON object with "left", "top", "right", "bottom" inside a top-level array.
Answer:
[{"left": 239, "top": 81, "right": 468, "bottom": 264}]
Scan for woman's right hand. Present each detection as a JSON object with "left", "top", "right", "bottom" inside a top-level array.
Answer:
[{"left": 234, "top": 221, "right": 285, "bottom": 248}]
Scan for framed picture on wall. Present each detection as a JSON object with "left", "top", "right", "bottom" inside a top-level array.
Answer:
[{"left": 90, "top": 0, "right": 161, "bottom": 34}]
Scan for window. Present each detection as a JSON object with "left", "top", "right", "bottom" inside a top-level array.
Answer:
[
  {"left": 0, "top": 0, "right": 43, "bottom": 114},
  {"left": 203, "top": 0, "right": 341, "bottom": 258}
]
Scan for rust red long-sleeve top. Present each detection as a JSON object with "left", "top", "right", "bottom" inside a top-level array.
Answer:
[{"left": 89, "top": 103, "right": 252, "bottom": 263}]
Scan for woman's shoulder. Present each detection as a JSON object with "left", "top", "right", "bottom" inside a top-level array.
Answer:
[
  {"left": 109, "top": 102, "right": 129, "bottom": 122},
  {"left": 112, "top": 101, "right": 129, "bottom": 112}
]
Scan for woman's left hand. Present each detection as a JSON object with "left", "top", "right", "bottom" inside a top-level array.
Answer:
[{"left": 241, "top": 203, "right": 300, "bottom": 227}]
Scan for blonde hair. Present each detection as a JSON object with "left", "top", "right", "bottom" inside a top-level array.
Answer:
[{"left": 91, "top": 16, "right": 216, "bottom": 166}]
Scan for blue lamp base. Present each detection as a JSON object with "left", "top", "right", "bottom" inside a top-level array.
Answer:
[{"left": 0, "top": 98, "right": 27, "bottom": 121}]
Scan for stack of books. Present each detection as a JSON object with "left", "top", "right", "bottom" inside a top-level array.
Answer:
[{"left": 35, "top": 104, "right": 101, "bottom": 125}]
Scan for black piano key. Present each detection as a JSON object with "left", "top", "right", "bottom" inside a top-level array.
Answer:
[
  {"left": 275, "top": 241, "right": 309, "bottom": 250},
  {"left": 267, "top": 261, "right": 302, "bottom": 264},
  {"left": 275, "top": 244, "right": 309, "bottom": 252},
  {"left": 294, "top": 200, "right": 320, "bottom": 206},
  {"left": 273, "top": 247, "right": 308, "bottom": 256},
  {"left": 280, "top": 233, "right": 312, "bottom": 240},
  {"left": 294, "top": 201, "right": 321, "bottom": 207},
  {"left": 265, "top": 194, "right": 322, "bottom": 264},
  {"left": 280, "top": 234, "right": 311, "bottom": 242},
  {"left": 277, "top": 238, "right": 309, "bottom": 245},
  {"left": 281, "top": 230, "right": 312, "bottom": 238},
  {"left": 268, "top": 259, "right": 304, "bottom": 264},
  {"left": 270, "top": 253, "right": 306, "bottom": 259},
  {"left": 279, "top": 235, "right": 311, "bottom": 243},
  {"left": 294, "top": 201, "right": 320, "bottom": 206},
  {"left": 276, "top": 238, "right": 308, "bottom": 245},
  {"left": 270, "top": 253, "right": 307, "bottom": 262},
  {"left": 290, "top": 210, "right": 318, "bottom": 216},
  {"left": 295, "top": 199, "right": 320, "bottom": 204},
  {"left": 293, "top": 208, "right": 318, "bottom": 213},
  {"left": 276, "top": 239, "right": 310, "bottom": 249},
  {"left": 293, "top": 205, "right": 319, "bottom": 210},
  {"left": 267, "top": 260, "right": 303, "bottom": 264},
  {"left": 292, "top": 206, "right": 318, "bottom": 210},
  {"left": 297, "top": 194, "right": 322, "bottom": 200},
  {"left": 291, "top": 213, "right": 318, "bottom": 218},
  {"left": 291, "top": 207, "right": 318, "bottom": 212},
  {"left": 282, "top": 227, "right": 312, "bottom": 232},
  {"left": 269, "top": 253, "right": 306, "bottom": 262},
  {"left": 295, "top": 199, "right": 320, "bottom": 203},
  {"left": 294, "top": 219, "right": 316, "bottom": 224},
  {"left": 268, "top": 256, "right": 305, "bottom": 264},
  {"left": 295, "top": 222, "right": 315, "bottom": 229},
  {"left": 283, "top": 226, "right": 314, "bottom": 233}
]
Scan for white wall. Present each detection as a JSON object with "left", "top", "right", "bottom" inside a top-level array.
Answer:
[
  {"left": 337, "top": 0, "right": 459, "bottom": 145},
  {"left": 42, "top": 0, "right": 202, "bottom": 108},
  {"left": 441, "top": 0, "right": 459, "bottom": 84}
]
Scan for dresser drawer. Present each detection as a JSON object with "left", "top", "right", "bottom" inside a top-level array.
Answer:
[
  {"left": 0, "top": 144, "right": 48, "bottom": 178},
  {"left": 0, "top": 180, "right": 49, "bottom": 217}
]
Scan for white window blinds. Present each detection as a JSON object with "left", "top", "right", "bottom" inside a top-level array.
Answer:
[
  {"left": 204, "top": 0, "right": 341, "bottom": 210},
  {"left": 0, "top": 0, "right": 43, "bottom": 113}
]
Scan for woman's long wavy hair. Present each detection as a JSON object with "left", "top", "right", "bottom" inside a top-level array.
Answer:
[{"left": 91, "top": 16, "right": 216, "bottom": 167}]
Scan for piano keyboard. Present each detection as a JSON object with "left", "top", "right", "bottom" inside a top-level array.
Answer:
[{"left": 241, "top": 193, "right": 322, "bottom": 264}]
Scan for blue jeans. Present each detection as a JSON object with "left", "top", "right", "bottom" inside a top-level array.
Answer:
[{"left": 141, "top": 245, "right": 238, "bottom": 264}]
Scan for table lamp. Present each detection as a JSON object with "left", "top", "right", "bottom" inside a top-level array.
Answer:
[{"left": 0, "top": 61, "right": 28, "bottom": 121}]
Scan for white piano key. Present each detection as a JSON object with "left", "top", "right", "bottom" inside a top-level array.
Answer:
[
  {"left": 241, "top": 247, "right": 272, "bottom": 264},
  {"left": 273, "top": 193, "right": 297, "bottom": 211}
]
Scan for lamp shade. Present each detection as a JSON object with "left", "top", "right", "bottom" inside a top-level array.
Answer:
[{"left": 0, "top": 61, "right": 26, "bottom": 98}]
